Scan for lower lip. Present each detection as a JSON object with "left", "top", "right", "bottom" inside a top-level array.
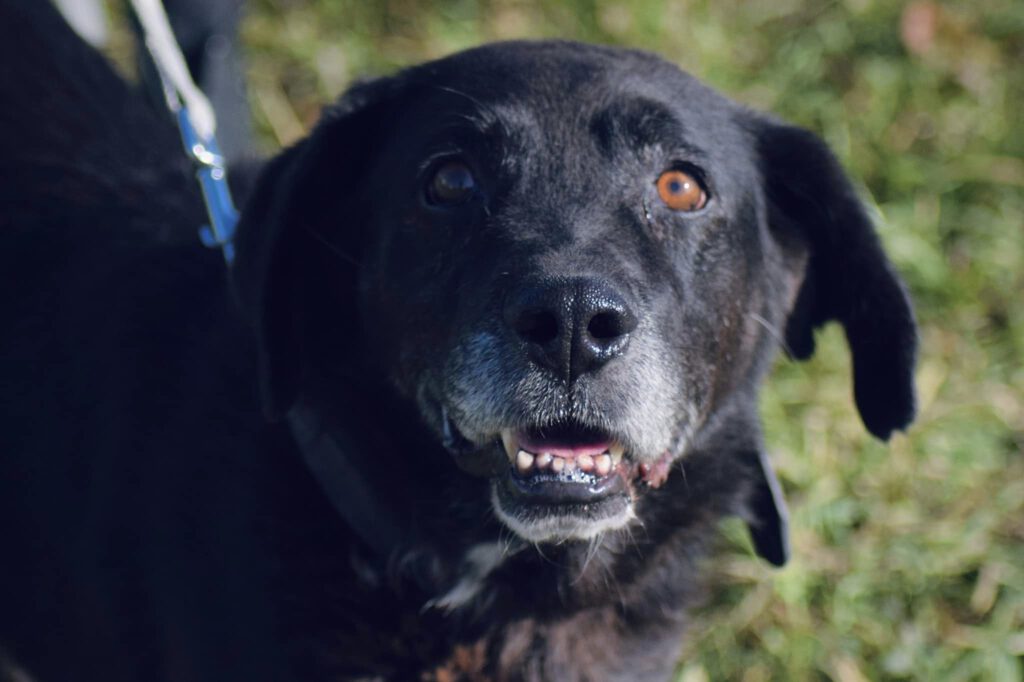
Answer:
[{"left": 504, "top": 468, "right": 628, "bottom": 504}]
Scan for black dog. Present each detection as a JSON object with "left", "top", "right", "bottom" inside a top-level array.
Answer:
[{"left": 0, "top": 3, "right": 916, "bottom": 681}]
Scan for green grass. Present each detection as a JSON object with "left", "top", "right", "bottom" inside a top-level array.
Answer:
[{"left": 143, "top": 1, "right": 1024, "bottom": 678}]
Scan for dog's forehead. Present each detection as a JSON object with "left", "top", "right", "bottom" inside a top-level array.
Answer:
[
  {"left": 413, "top": 40, "right": 699, "bottom": 99},
  {"left": 399, "top": 41, "right": 749, "bottom": 169}
]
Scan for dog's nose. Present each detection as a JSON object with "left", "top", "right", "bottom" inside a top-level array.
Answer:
[{"left": 505, "top": 278, "right": 638, "bottom": 381}]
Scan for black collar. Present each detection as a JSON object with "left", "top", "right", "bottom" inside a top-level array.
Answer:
[{"left": 286, "top": 403, "right": 406, "bottom": 561}]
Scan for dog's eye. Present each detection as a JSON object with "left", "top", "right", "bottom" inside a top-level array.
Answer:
[
  {"left": 656, "top": 169, "right": 707, "bottom": 212},
  {"left": 426, "top": 161, "right": 477, "bottom": 206}
]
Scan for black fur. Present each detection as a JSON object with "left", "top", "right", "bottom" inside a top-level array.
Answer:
[{"left": 0, "top": 3, "right": 916, "bottom": 681}]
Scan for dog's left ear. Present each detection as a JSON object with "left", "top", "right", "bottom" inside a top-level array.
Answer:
[
  {"left": 231, "top": 78, "right": 399, "bottom": 419},
  {"left": 752, "top": 118, "right": 918, "bottom": 440}
]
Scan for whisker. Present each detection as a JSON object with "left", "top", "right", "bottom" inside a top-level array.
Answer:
[
  {"left": 749, "top": 312, "right": 793, "bottom": 360},
  {"left": 432, "top": 85, "right": 489, "bottom": 113},
  {"left": 623, "top": 523, "right": 644, "bottom": 561},
  {"left": 677, "top": 459, "right": 689, "bottom": 494},
  {"left": 577, "top": 534, "right": 603, "bottom": 579},
  {"left": 303, "top": 226, "right": 360, "bottom": 268}
]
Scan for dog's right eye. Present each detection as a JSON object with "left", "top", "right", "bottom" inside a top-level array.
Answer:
[{"left": 425, "top": 161, "right": 477, "bottom": 206}]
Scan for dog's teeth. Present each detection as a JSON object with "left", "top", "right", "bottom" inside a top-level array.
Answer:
[
  {"left": 563, "top": 458, "right": 577, "bottom": 473},
  {"left": 535, "top": 452, "right": 553, "bottom": 469},
  {"left": 577, "top": 454, "right": 594, "bottom": 471},
  {"left": 516, "top": 450, "right": 534, "bottom": 473},
  {"left": 550, "top": 457, "right": 565, "bottom": 473},
  {"left": 609, "top": 443, "right": 625, "bottom": 465},
  {"left": 594, "top": 454, "right": 612, "bottom": 476},
  {"left": 501, "top": 430, "right": 518, "bottom": 461}
]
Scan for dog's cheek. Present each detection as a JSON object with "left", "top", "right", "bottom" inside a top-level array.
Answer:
[
  {"left": 679, "top": 249, "right": 764, "bottom": 414},
  {"left": 357, "top": 226, "right": 438, "bottom": 384},
  {"left": 360, "top": 213, "right": 484, "bottom": 398}
]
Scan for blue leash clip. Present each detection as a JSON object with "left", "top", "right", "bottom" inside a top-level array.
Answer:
[
  {"left": 176, "top": 108, "right": 238, "bottom": 266},
  {"left": 129, "top": 0, "right": 239, "bottom": 266}
]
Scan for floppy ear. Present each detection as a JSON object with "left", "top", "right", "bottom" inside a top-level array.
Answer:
[
  {"left": 231, "top": 78, "right": 398, "bottom": 419},
  {"left": 755, "top": 120, "right": 918, "bottom": 440}
]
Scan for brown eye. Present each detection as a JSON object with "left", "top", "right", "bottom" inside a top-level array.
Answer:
[
  {"left": 656, "top": 169, "right": 707, "bottom": 211},
  {"left": 426, "top": 161, "right": 476, "bottom": 205}
]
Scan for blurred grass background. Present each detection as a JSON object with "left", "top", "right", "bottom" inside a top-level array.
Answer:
[{"left": 121, "top": 0, "right": 1024, "bottom": 679}]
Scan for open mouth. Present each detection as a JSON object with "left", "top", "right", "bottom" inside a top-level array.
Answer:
[
  {"left": 487, "top": 420, "right": 677, "bottom": 543},
  {"left": 438, "top": 405, "right": 676, "bottom": 542},
  {"left": 499, "top": 426, "right": 629, "bottom": 503}
]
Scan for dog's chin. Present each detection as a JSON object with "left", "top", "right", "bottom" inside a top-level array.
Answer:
[{"left": 491, "top": 480, "right": 636, "bottom": 543}]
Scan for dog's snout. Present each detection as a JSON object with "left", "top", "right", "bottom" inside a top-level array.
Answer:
[{"left": 505, "top": 278, "right": 637, "bottom": 381}]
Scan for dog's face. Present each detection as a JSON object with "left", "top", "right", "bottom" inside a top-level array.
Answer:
[
  {"left": 354, "top": 46, "right": 785, "bottom": 543},
  {"left": 234, "top": 42, "right": 916, "bottom": 552}
]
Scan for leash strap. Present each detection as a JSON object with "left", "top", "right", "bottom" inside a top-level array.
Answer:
[{"left": 129, "top": 0, "right": 238, "bottom": 265}]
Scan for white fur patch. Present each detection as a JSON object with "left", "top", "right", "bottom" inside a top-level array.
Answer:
[
  {"left": 424, "top": 541, "right": 511, "bottom": 613},
  {"left": 0, "top": 647, "right": 36, "bottom": 682}
]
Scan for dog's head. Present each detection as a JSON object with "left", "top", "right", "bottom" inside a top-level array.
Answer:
[{"left": 233, "top": 41, "right": 915, "bottom": 555}]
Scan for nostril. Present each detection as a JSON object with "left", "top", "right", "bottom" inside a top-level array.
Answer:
[
  {"left": 515, "top": 309, "right": 560, "bottom": 345},
  {"left": 587, "top": 310, "right": 625, "bottom": 340},
  {"left": 585, "top": 306, "right": 637, "bottom": 344}
]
